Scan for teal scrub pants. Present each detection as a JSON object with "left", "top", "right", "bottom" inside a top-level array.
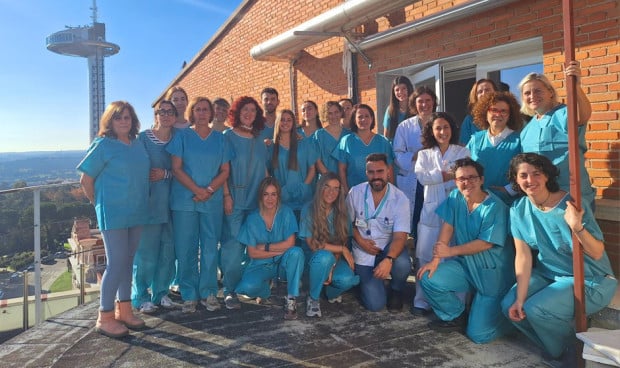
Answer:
[
  {"left": 501, "top": 269, "right": 617, "bottom": 358},
  {"left": 221, "top": 208, "right": 250, "bottom": 296},
  {"left": 131, "top": 222, "right": 175, "bottom": 307},
  {"left": 236, "top": 246, "right": 304, "bottom": 299},
  {"left": 420, "top": 258, "right": 514, "bottom": 344},
  {"left": 172, "top": 210, "right": 221, "bottom": 301},
  {"left": 307, "top": 249, "right": 359, "bottom": 300}
]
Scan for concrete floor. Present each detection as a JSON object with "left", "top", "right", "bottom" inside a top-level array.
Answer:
[{"left": 0, "top": 282, "right": 550, "bottom": 368}]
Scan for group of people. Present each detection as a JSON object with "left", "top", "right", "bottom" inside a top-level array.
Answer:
[{"left": 77, "top": 63, "right": 616, "bottom": 366}]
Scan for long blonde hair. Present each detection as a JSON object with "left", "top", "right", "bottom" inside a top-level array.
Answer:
[{"left": 309, "top": 173, "right": 349, "bottom": 250}]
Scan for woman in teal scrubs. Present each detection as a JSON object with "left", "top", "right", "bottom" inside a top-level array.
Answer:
[
  {"left": 313, "top": 101, "right": 350, "bottom": 177},
  {"left": 78, "top": 101, "right": 150, "bottom": 338}
]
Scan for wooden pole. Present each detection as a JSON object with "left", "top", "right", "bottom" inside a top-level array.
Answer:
[{"left": 562, "top": 0, "right": 586, "bottom": 365}]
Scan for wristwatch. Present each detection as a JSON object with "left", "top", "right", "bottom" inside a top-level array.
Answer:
[{"left": 385, "top": 256, "right": 394, "bottom": 263}]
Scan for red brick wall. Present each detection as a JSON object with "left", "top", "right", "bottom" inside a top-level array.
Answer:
[{"left": 171, "top": 0, "right": 619, "bottom": 271}]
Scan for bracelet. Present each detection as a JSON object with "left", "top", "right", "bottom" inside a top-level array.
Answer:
[
  {"left": 207, "top": 186, "right": 215, "bottom": 194},
  {"left": 385, "top": 255, "right": 394, "bottom": 263},
  {"left": 264, "top": 242, "right": 271, "bottom": 252},
  {"left": 574, "top": 226, "right": 586, "bottom": 234}
]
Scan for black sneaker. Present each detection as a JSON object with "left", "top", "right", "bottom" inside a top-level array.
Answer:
[
  {"left": 428, "top": 313, "right": 466, "bottom": 333},
  {"left": 410, "top": 306, "right": 432, "bottom": 317},
  {"left": 386, "top": 289, "right": 403, "bottom": 313}
]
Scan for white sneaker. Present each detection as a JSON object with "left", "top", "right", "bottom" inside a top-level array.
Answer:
[
  {"left": 306, "top": 297, "right": 321, "bottom": 317},
  {"left": 182, "top": 300, "right": 197, "bottom": 314},
  {"left": 201, "top": 295, "right": 221, "bottom": 311},
  {"left": 224, "top": 294, "right": 241, "bottom": 310},
  {"left": 328, "top": 295, "right": 342, "bottom": 304},
  {"left": 139, "top": 301, "right": 158, "bottom": 314},
  {"left": 159, "top": 295, "right": 180, "bottom": 309}
]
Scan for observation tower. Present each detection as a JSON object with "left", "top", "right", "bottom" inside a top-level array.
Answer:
[{"left": 45, "top": 0, "right": 120, "bottom": 142}]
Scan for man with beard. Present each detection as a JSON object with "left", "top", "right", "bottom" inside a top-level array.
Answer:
[
  {"left": 259, "top": 87, "right": 279, "bottom": 141},
  {"left": 346, "top": 153, "right": 411, "bottom": 312}
]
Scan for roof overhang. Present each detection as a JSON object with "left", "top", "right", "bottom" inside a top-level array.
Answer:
[{"left": 250, "top": 0, "right": 414, "bottom": 61}]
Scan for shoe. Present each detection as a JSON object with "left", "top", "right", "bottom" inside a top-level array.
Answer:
[
  {"left": 327, "top": 295, "right": 342, "bottom": 304},
  {"left": 428, "top": 313, "right": 466, "bottom": 333},
  {"left": 139, "top": 301, "right": 158, "bottom": 314},
  {"left": 169, "top": 285, "right": 181, "bottom": 296},
  {"left": 96, "top": 310, "right": 128, "bottom": 338},
  {"left": 256, "top": 295, "right": 283, "bottom": 306},
  {"left": 182, "top": 300, "right": 197, "bottom": 314},
  {"left": 541, "top": 345, "right": 577, "bottom": 368},
  {"left": 410, "top": 306, "right": 432, "bottom": 317},
  {"left": 224, "top": 294, "right": 241, "bottom": 310},
  {"left": 115, "top": 300, "right": 146, "bottom": 330},
  {"left": 284, "top": 297, "right": 297, "bottom": 320},
  {"left": 201, "top": 295, "right": 221, "bottom": 312},
  {"left": 386, "top": 289, "right": 403, "bottom": 313},
  {"left": 159, "top": 295, "right": 180, "bottom": 309},
  {"left": 306, "top": 297, "right": 321, "bottom": 317}
]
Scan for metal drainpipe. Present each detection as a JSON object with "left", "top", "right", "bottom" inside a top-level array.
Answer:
[
  {"left": 351, "top": 52, "right": 359, "bottom": 104},
  {"left": 289, "top": 57, "right": 298, "bottom": 116}
]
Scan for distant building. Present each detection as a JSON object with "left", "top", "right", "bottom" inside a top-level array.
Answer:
[{"left": 67, "top": 218, "right": 104, "bottom": 287}]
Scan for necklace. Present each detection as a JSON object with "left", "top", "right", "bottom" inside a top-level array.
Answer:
[
  {"left": 238, "top": 124, "right": 253, "bottom": 132},
  {"left": 535, "top": 191, "right": 551, "bottom": 210}
]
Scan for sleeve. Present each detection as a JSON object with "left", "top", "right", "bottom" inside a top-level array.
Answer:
[
  {"left": 237, "top": 212, "right": 259, "bottom": 247},
  {"left": 392, "top": 190, "right": 412, "bottom": 234},
  {"left": 346, "top": 187, "right": 358, "bottom": 225},
  {"left": 298, "top": 204, "right": 313, "bottom": 240},
  {"left": 222, "top": 134, "right": 234, "bottom": 163},
  {"left": 332, "top": 135, "right": 349, "bottom": 163},
  {"left": 166, "top": 130, "right": 184, "bottom": 158},
  {"left": 477, "top": 199, "right": 508, "bottom": 246},
  {"left": 383, "top": 137, "right": 395, "bottom": 164},
  {"left": 465, "top": 133, "right": 476, "bottom": 160},
  {"left": 509, "top": 203, "right": 526, "bottom": 243},
  {"left": 393, "top": 122, "right": 413, "bottom": 174},
  {"left": 436, "top": 189, "right": 457, "bottom": 226},
  {"left": 382, "top": 109, "right": 390, "bottom": 133},
  {"left": 415, "top": 149, "right": 444, "bottom": 185},
  {"left": 76, "top": 138, "right": 106, "bottom": 179},
  {"left": 279, "top": 206, "right": 299, "bottom": 240},
  {"left": 459, "top": 115, "right": 474, "bottom": 145}
]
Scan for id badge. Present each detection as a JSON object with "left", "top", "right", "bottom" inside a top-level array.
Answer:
[{"left": 355, "top": 218, "right": 368, "bottom": 229}]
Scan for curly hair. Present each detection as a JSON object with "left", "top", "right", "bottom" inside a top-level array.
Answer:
[
  {"left": 272, "top": 109, "right": 300, "bottom": 171},
  {"left": 308, "top": 172, "right": 349, "bottom": 250},
  {"left": 97, "top": 101, "right": 140, "bottom": 140},
  {"left": 321, "top": 101, "right": 343, "bottom": 123},
  {"left": 466, "top": 79, "right": 498, "bottom": 114},
  {"left": 421, "top": 112, "right": 459, "bottom": 149},
  {"left": 471, "top": 91, "right": 523, "bottom": 131},
  {"left": 349, "top": 104, "right": 376, "bottom": 133},
  {"left": 228, "top": 96, "right": 265, "bottom": 137},
  {"left": 508, "top": 153, "right": 560, "bottom": 195}
]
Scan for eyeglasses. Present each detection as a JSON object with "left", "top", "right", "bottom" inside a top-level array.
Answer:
[
  {"left": 323, "top": 185, "right": 341, "bottom": 193},
  {"left": 156, "top": 109, "right": 175, "bottom": 116},
  {"left": 488, "top": 107, "right": 509, "bottom": 116},
  {"left": 455, "top": 175, "right": 480, "bottom": 184}
]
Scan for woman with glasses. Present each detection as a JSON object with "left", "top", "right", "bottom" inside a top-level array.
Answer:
[
  {"left": 501, "top": 153, "right": 616, "bottom": 365},
  {"left": 269, "top": 109, "right": 318, "bottom": 215},
  {"left": 333, "top": 104, "right": 394, "bottom": 194},
  {"left": 313, "top": 101, "right": 351, "bottom": 178},
  {"left": 167, "top": 96, "right": 231, "bottom": 313},
  {"left": 518, "top": 62, "right": 595, "bottom": 210},
  {"left": 466, "top": 91, "right": 523, "bottom": 205},
  {"left": 459, "top": 79, "right": 498, "bottom": 145},
  {"left": 78, "top": 101, "right": 149, "bottom": 338},
  {"left": 131, "top": 100, "right": 178, "bottom": 314},
  {"left": 413, "top": 112, "right": 469, "bottom": 315},
  {"left": 299, "top": 172, "right": 359, "bottom": 317},
  {"left": 418, "top": 158, "right": 515, "bottom": 343},
  {"left": 235, "top": 177, "right": 304, "bottom": 320}
]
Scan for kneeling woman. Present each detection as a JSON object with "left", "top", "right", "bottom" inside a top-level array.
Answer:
[
  {"left": 236, "top": 177, "right": 305, "bottom": 320},
  {"left": 501, "top": 153, "right": 617, "bottom": 363},
  {"left": 299, "top": 172, "right": 360, "bottom": 317}
]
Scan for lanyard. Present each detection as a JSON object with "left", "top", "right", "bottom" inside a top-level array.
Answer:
[{"left": 364, "top": 183, "right": 390, "bottom": 221}]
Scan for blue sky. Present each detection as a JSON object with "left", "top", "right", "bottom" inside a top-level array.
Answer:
[{"left": 0, "top": 0, "right": 243, "bottom": 153}]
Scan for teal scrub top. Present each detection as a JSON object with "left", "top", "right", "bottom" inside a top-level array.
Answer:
[
  {"left": 268, "top": 138, "right": 318, "bottom": 210},
  {"left": 311, "top": 127, "right": 351, "bottom": 175},
  {"left": 382, "top": 109, "right": 407, "bottom": 139},
  {"left": 520, "top": 104, "right": 594, "bottom": 205},
  {"left": 223, "top": 129, "right": 269, "bottom": 211},
  {"left": 466, "top": 130, "right": 521, "bottom": 204},
  {"left": 77, "top": 137, "right": 150, "bottom": 230},
  {"left": 510, "top": 194, "right": 614, "bottom": 280},
  {"left": 332, "top": 133, "right": 394, "bottom": 188},
  {"left": 166, "top": 128, "right": 232, "bottom": 213},
  {"left": 459, "top": 114, "right": 480, "bottom": 146},
  {"left": 238, "top": 205, "right": 299, "bottom": 265},
  {"left": 138, "top": 129, "right": 173, "bottom": 224},
  {"left": 436, "top": 189, "right": 514, "bottom": 296}
]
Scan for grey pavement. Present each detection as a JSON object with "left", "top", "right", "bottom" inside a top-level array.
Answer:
[{"left": 0, "top": 282, "right": 549, "bottom": 368}]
